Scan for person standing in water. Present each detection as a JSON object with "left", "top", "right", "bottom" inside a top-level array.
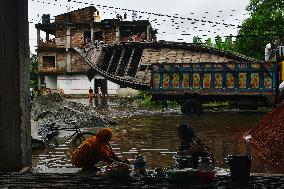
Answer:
[
  {"left": 97, "top": 86, "right": 102, "bottom": 97},
  {"left": 88, "top": 87, "right": 94, "bottom": 105}
]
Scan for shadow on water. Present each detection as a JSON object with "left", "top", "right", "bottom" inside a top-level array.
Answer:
[{"left": 32, "top": 97, "right": 283, "bottom": 174}]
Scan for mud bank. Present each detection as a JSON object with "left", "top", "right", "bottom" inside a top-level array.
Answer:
[
  {"left": 247, "top": 102, "right": 284, "bottom": 165},
  {"left": 31, "top": 94, "right": 111, "bottom": 129}
]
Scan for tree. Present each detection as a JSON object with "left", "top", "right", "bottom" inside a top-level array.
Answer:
[
  {"left": 193, "top": 36, "right": 202, "bottom": 44},
  {"left": 223, "top": 35, "right": 234, "bottom": 51},
  {"left": 197, "top": 35, "right": 236, "bottom": 51},
  {"left": 214, "top": 35, "right": 223, "bottom": 49},
  {"left": 235, "top": 0, "right": 284, "bottom": 60},
  {"left": 204, "top": 38, "right": 213, "bottom": 47},
  {"left": 30, "top": 54, "right": 38, "bottom": 90}
]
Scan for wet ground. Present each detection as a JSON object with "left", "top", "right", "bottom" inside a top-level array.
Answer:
[
  {"left": 32, "top": 97, "right": 284, "bottom": 174},
  {"left": 1, "top": 172, "right": 284, "bottom": 188}
]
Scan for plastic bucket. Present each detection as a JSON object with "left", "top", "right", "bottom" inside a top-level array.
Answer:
[{"left": 227, "top": 155, "right": 251, "bottom": 185}]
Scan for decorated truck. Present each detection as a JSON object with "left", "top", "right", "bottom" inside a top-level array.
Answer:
[
  {"left": 76, "top": 41, "right": 284, "bottom": 116},
  {"left": 150, "top": 61, "right": 280, "bottom": 115}
]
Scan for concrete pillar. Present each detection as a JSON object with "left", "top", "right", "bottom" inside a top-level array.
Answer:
[
  {"left": 115, "top": 26, "right": 120, "bottom": 43},
  {"left": 66, "top": 27, "right": 71, "bottom": 49},
  {"left": 66, "top": 27, "right": 71, "bottom": 72},
  {"left": 91, "top": 23, "right": 94, "bottom": 46},
  {"left": 46, "top": 32, "right": 49, "bottom": 41},
  {"left": 0, "top": 0, "right": 31, "bottom": 171},
  {"left": 37, "top": 30, "right": 41, "bottom": 91},
  {"left": 67, "top": 52, "right": 71, "bottom": 72},
  {"left": 37, "top": 29, "right": 40, "bottom": 47},
  {"left": 37, "top": 75, "right": 41, "bottom": 91},
  {"left": 146, "top": 25, "right": 151, "bottom": 42}
]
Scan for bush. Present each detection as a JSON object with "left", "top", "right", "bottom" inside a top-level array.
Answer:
[{"left": 136, "top": 91, "right": 179, "bottom": 109}]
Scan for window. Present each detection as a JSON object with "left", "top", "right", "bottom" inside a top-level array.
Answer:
[{"left": 42, "top": 56, "right": 55, "bottom": 67}]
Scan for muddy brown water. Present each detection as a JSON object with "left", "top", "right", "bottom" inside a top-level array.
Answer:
[{"left": 32, "top": 98, "right": 284, "bottom": 174}]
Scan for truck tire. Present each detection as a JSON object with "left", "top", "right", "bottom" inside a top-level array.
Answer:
[{"left": 181, "top": 99, "right": 203, "bottom": 116}]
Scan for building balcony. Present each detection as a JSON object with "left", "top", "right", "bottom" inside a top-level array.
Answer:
[{"left": 38, "top": 38, "right": 66, "bottom": 49}]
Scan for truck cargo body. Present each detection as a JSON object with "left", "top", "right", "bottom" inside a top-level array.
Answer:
[{"left": 150, "top": 62, "right": 277, "bottom": 115}]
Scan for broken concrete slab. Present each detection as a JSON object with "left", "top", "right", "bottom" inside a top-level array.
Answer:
[{"left": 31, "top": 94, "right": 111, "bottom": 131}]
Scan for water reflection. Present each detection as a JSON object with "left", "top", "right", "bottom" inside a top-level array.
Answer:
[
  {"left": 108, "top": 113, "right": 268, "bottom": 172},
  {"left": 32, "top": 98, "right": 284, "bottom": 174}
]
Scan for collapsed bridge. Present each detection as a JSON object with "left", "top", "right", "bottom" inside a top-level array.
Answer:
[{"left": 75, "top": 41, "right": 261, "bottom": 90}]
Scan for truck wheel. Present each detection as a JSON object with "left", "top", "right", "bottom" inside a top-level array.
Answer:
[{"left": 181, "top": 99, "right": 203, "bottom": 116}]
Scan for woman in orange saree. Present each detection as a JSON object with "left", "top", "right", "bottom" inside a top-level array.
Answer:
[{"left": 71, "top": 128, "right": 125, "bottom": 170}]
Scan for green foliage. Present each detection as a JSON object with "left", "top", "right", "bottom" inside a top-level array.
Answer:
[
  {"left": 30, "top": 54, "right": 38, "bottom": 89},
  {"left": 136, "top": 91, "right": 161, "bottom": 109},
  {"left": 204, "top": 38, "right": 213, "bottom": 47},
  {"left": 214, "top": 35, "right": 223, "bottom": 49},
  {"left": 223, "top": 35, "right": 234, "bottom": 51},
  {"left": 234, "top": 0, "right": 284, "bottom": 60},
  {"left": 193, "top": 36, "right": 203, "bottom": 44},
  {"left": 203, "top": 101, "right": 230, "bottom": 108},
  {"left": 136, "top": 91, "right": 179, "bottom": 109},
  {"left": 167, "top": 100, "right": 180, "bottom": 109},
  {"left": 193, "top": 35, "right": 236, "bottom": 51}
]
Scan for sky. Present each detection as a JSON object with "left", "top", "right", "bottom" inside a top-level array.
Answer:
[{"left": 28, "top": 0, "right": 251, "bottom": 54}]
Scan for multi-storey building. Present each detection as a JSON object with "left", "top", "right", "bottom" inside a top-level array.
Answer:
[{"left": 36, "top": 6, "right": 156, "bottom": 95}]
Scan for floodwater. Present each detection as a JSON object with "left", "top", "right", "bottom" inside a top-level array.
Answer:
[{"left": 32, "top": 98, "right": 284, "bottom": 174}]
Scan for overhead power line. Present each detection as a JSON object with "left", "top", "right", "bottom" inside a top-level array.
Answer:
[
  {"left": 31, "top": 0, "right": 244, "bottom": 28},
  {"left": 30, "top": 0, "right": 280, "bottom": 41}
]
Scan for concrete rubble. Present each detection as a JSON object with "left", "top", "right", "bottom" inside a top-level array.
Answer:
[{"left": 31, "top": 94, "right": 111, "bottom": 130}]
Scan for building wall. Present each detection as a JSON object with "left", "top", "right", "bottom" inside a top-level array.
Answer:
[
  {"left": 107, "top": 80, "right": 119, "bottom": 95},
  {"left": 38, "top": 51, "right": 91, "bottom": 74},
  {"left": 45, "top": 75, "right": 57, "bottom": 92},
  {"left": 57, "top": 74, "right": 94, "bottom": 95},
  {"left": 38, "top": 51, "right": 57, "bottom": 73},
  {"left": 55, "top": 6, "right": 97, "bottom": 24},
  {"left": 71, "top": 51, "right": 91, "bottom": 73},
  {"left": 72, "top": 30, "right": 84, "bottom": 48},
  {"left": 44, "top": 73, "right": 121, "bottom": 95},
  {"left": 57, "top": 52, "right": 67, "bottom": 73}
]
